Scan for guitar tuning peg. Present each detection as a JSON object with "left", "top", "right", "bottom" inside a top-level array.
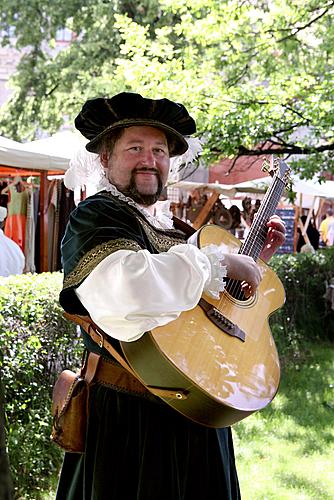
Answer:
[
  {"left": 285, "top": 171, "right": 293, "bottom": 191},
  {"left": 262, "top": 159, "right": 274, "bottom": 177}
]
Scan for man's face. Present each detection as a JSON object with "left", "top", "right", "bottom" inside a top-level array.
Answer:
[{"left": 101, "top": 126, "right": 170, "bottom": 206}]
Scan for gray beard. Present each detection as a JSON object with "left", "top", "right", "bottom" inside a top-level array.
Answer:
[{"left": 120, "top": 170, "right": 164, "bottom": 206}]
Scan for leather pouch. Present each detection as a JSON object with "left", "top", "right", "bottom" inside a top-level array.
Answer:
[{"left": 51, "top": 369, "right": 88, "bottom": 453}]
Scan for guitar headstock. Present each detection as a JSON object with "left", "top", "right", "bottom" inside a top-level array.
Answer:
[{"left": 262, "top": 157, "right": 291, "bottom": 187}]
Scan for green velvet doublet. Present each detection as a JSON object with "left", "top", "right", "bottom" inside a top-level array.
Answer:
[
  {"left": 59, "top": 191, "right": 188, "bottom": 316},
  {"left": 56, "top": 191, "right": 241, "bottom": 500}
]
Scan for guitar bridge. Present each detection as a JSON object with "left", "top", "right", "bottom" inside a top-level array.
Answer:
[{"left": 199, "top": 298, "right": 245, "bottom": 342}]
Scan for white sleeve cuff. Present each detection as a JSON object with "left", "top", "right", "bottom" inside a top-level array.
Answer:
[
  {"left": 75, "top": 244, "right": 212, "bottom": 342},
  {"left": 200, "top": 244, "right": 228, "bottom": 299}
]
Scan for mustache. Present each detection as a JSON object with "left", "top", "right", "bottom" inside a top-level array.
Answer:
[
  {"left": 134, "top": 167, "right": 159, "bottom": 174},
  {"left": 124, "top": 169, "right": 164, "bottom": 206}
]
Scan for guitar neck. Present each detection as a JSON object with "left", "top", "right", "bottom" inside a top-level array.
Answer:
[{"left": 239, "top": 175, "right": 286, "bottom": 261}]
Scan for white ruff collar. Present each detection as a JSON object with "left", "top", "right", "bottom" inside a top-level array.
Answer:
[{"left": 103, "top": 183, "right": 174, "bottom": 230}]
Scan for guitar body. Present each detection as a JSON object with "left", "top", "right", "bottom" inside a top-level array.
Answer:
[{"left": 121, "top": 224, "right": 285, "bottom": 428}]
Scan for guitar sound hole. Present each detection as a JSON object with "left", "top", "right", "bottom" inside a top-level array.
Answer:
[{"left": 225, "top": 279, "right": 248, "bottom": 301}]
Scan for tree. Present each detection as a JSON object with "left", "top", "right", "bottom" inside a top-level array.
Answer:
[
  {"left": 0, "top": 0, "right": 334, "bottom": 178},
  {"left": 0, "top": 369, "right": 13, "bottom": 500}
]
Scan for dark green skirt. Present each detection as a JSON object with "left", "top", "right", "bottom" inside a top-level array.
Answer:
[{"left": 56, "top": 383, "right": 240, "bottom": 500}]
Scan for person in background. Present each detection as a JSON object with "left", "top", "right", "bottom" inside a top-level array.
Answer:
[
  {"left": 56, "top": 92, "right": 286, "bottom": 500},
  {"left": 319, "top": 208, "right": 334, "bottom": 246},
  {"left": 326, "top": 216, "right": 334, "bottom": 246},
  {"left": 297, "top": 215, "right": 320, "bottom": 253},
  {"left": 0, "top": 206, "right": 25, "bottom": 277}
]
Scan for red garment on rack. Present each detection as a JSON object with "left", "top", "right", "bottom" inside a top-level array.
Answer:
[{"left": 4, "top": 185, "right": 28, "bottom": 252}]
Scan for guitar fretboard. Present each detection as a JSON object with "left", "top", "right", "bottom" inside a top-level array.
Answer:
[
  {"left": 225, "top": 171, "right": 287, "bottom": 300},
  {"left": 239, "top": 176, "right": 286, "bottom": 260}
]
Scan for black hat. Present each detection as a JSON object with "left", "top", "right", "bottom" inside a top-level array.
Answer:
[{"left": 74, "top": 92, "right": 196, "bottom": 156}]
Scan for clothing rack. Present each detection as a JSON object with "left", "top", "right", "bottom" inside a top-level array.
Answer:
[{"left": 0, "top": 166, "right": 64, "bottom": 272}]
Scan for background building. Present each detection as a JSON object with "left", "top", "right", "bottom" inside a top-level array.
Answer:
[{"left": 0, "top": 27, "right": 72, "bottom": 106}]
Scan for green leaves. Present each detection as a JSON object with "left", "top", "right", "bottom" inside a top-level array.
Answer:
[
  {"left": 270, "top": 246, "right": 334, "bottom": 358},
  {"left": 0, "top": 272, "right": 81, "bottom": 497},
  {"left": 0, "top": 0, "right": 334, "bottom": 177}
]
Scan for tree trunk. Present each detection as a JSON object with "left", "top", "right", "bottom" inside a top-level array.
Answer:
[{"left": 0, "top": 368, "right": 13, "bottom": 500}]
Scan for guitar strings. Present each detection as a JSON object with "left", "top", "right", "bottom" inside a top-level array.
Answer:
[
  {"left": 226, "top": 183, "right": 275, "bottom": 300},
  {"left": 222, "top": 177, "right": 284, "bottom": 302}
]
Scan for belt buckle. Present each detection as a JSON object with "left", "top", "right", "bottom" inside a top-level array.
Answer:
[{"left": 96, "top": 329, "right": 104, "bottom": 349}]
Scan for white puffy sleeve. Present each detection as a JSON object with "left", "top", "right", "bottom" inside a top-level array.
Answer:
[{"left": 75, "top": 242, "right": 228, "bottom": 342}]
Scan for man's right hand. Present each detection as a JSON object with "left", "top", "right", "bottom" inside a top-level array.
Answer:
[{"left": 223, "top": 254, "right": 262, "bottom": 297}]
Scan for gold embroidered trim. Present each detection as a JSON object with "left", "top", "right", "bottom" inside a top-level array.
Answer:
[
  {"left": 137, "top": 217, "right": 186, "bottom": 252},
  {"left": 64, "top": 194, "right": 188, "bottom": 290},
  {"left": 63, "top": 239, "right": 141, "bottom": 290},
  {"left": 99, "top": 191, "right": 187, "bottom": 250}
]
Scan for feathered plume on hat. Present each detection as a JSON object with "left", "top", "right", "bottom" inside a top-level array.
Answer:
[
  {"left": 169, "top": 137, "right": 204, "bottom": 181},
  {"left": 64, "top": 148, "right": 109, "bottom": 191}
]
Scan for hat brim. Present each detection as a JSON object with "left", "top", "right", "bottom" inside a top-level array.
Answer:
[{"left": 85, "top": 118, "right": 188, "bottom": 157}]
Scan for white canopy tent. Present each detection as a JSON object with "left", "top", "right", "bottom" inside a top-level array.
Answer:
[
  {"left": 173, "top": 175, "right": 334, "bottom": 205},
  {"left": 233, "top": 175, "right": 334, "bottom": 223},
  {"left": 22, "top": 130, "right": 86, "bottom": 160},
  {"left": 172, "top": 174, "right": 333, "bottom": 250},
  {"left": 0, "top": 131, "right": 85, "bottom": 172},
  {"left": 0, "top": 131, "right": 86, "bottom": 272},
  {"left": 170, "top": 179, "right": 269, "bottom": 199}
]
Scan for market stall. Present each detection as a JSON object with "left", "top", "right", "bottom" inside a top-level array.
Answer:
[
  {"left": 0, "top": 132, "right": 82, "bottom": 272},
  {"left": 170, "top": 174, "right": 334, "bottom": 252}
]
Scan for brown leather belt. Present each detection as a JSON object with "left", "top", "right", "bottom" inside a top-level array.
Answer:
[
  {"left": 65, "top": 312, "right": 188, "bottom": 401},
  {"left": 94, "top": 357, "right": 151, "bottom": 397}
]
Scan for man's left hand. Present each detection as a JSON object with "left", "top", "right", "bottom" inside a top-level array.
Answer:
[{"left": 260, "top": 215, "right": 286, "bottom": 262}]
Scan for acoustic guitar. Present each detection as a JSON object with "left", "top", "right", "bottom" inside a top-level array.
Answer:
[{"left": 121, "top": 158, "right": 290, "bottom": 428}]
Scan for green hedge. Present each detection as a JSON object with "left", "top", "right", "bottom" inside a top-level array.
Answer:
[
  {"left": 0, "top": 272, "right": 82, "bottom": 499},
  {"left": 270, "top": 246, "right": 334, "bottom": 358},
  {"left": 0, "top": 249, "right": 333, "bottom": 497}
]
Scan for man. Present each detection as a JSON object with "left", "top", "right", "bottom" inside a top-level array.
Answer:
[
  {"left": 296, "top": 215, "right": 320, "bottom": 253},
  {"left": 57, "top": 92, "right": 285, "bottom": 499},
  {"left": 0, "top": 206, "right": 25, "bottom": 277},
  {"left": 319, "top": 208, "right": 334, "bottom": 246},
  {"left": 326, "top": 208, "right": 334, "bottom": 247}
]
